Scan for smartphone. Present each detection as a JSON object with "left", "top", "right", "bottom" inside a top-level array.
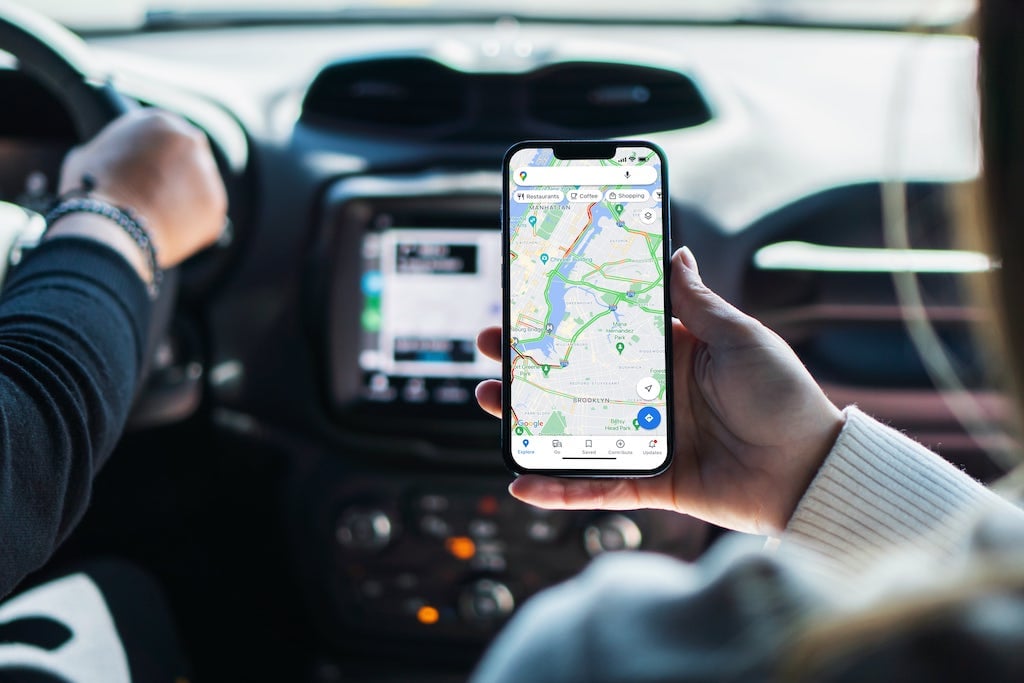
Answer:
[{"left": 502, "top": 140, "right": 673, "bottom": 477}]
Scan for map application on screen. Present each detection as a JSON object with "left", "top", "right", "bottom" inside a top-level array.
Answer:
[{"left": 506, "top": 145, "right": 671, "bottom": 472}]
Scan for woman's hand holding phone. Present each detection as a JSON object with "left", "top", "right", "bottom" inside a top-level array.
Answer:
[{"left": 477, "top": 247, "right": 846, "bottom": 536}]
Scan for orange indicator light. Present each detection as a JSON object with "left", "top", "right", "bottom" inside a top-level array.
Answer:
[
  {"left": 477, "top": 496, "right": 499, "bottom": 516},
  {"left": 445, "top": 536, "right": 476, "bottom": 560},
  {"left": 417, "top": 605, "right": 440, "bottom": 625}
]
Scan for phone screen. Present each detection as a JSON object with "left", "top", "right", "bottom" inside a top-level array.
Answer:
[{"left": 503, "top": 142, "right": 672, "bottom": 475}]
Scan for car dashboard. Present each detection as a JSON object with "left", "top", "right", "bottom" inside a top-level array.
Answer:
[{"left": 0, "top": 14, "right": 1002, "bottom": 683}]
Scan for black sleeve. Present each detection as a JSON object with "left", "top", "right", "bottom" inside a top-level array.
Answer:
[{"left": 0, "top": 237, "right": 151, "bottom": 598}]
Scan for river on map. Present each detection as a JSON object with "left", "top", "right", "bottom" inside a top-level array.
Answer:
[{"left": 517, "top": 207, "right": 619, "bottom": 362}]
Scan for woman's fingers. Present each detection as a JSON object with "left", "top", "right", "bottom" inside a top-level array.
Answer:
[
  {"left": 475, "top": 328, "right": 503, "bottom": 417},
  {"left": 509, "top": 476, "right": 643, "bottom": 509},
  {"left": 670, "top": 248, "right": 757, "bottom": 348},
  {"left": 477, "top": 326, "right": 502, "bottom": 362},
  {"left": 508, "top": 475, "right": 678, "bottom": 512},
  {"left": 475, "top": 379, "right": 502, "bottom": 418}
]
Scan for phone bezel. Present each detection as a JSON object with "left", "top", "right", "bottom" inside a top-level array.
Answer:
[{"left": 501, "top": 140, "right": 674, "bottom": 478}]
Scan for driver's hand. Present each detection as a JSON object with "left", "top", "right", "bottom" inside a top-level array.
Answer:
[
  {"left": 57, "top": 109, "right": 227, "bottom": 267},
  {"left": 475, "top": 247, "right": 845, "bottom": 536}
]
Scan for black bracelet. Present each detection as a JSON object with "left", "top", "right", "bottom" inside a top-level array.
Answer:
[
  {"left": 53, "top": 172, "right": 98, "bottom": 203},
  {"left": 45, "top": 197, "right": 162, "bottom": 298}
]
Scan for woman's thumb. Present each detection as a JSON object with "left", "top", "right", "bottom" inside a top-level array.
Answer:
[{"left": 670, "top": 248, "right": 757, "bottom": 346}]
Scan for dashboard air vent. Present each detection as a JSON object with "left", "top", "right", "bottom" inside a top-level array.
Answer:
[
  {"left": 739, "top": 184, "right": 988, "bottom": 389},
  {"left": 302, "top": 57, "right": 468, "bottom": 132},
  {"left": 526, "top": 62, "right": 711, "bottom": 136}
]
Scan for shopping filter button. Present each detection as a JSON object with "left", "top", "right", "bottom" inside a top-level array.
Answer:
[{"left": 636, "top": 406, "right": 661, "bottom": 430}]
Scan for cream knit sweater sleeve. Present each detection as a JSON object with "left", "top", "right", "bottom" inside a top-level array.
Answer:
[{"left": 783, "top": 406, "right": 1019, "bottom": 572}]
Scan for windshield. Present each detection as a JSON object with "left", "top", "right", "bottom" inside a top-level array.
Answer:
[{"left": 25, "top": 0, "right": 976, "bottom": 32}]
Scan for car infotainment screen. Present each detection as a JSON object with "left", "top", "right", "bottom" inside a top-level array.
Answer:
[{"left": 358, "top": 227, "right": 501, "bottom": 407}]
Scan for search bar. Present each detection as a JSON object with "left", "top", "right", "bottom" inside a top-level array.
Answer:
[{"left": 514, "top": 165, "right": 657, "bottom": 187}]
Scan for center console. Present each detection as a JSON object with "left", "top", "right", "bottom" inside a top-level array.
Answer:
[
  {"left": 295, "top": 173, "right": 711, "bottom": 664},
  {"left": 324, "top": 173, "right": 504, "bottom": 435}
]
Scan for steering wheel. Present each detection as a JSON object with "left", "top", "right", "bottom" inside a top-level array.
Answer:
[
  {"left": 0, "top": 0, "right": 125, "bottom": 138},
  {"left": 0, "top": 1, "right": 180, "bottom": 396}
]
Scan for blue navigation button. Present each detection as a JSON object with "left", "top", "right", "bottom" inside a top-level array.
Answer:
[{"left": 637, "top": 406, "right": 661, "bottom": 430}]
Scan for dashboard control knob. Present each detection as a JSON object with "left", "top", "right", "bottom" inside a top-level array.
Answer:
[
  {"left": 336, "top": 508, "right": 393, "bottom": 551},
  {"left": 583, "top": 514, "right": 642, "bottom": 556},
  {"left": 459, "top": 579, "right": 515, "bottom": 623}
]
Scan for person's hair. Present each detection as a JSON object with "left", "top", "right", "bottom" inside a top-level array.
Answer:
[
  {"left": 778, "top": 1, "right": 1024, "bottom": 679},
  {"left": 979, "top": 0, "right": 1024, "bottom": 413},
  {"left": 780, "top": 562, "right": 1024, "bottom": 681}
]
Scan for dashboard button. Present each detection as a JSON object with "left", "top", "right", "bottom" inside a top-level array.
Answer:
[
  {"left": 469, "top": 518, "right": 499, "bottom": 538},
  {"left": 459, "top": 580, "right": 515, "bottom": 623},
  {"left": 360, "top": 579, "right": 384, "bottom": 599},
  {"left": 419, "top": 514, "right": 451, "bottom": 538},
  {"left": 583, "top": 514, "right": 642, "bottom": 556},
  {"left": 471, "top": 552, "right": 507, "bottom": 572},
  {"left": 417, "top": 494, "right": 450, "bottom": 512},
  {"left": 336, "top": 508, "right": 393, "bottom": 551},
  {"left": 396, "top": 573, "right": 419, "bottom": 590},
  {"left": 527, "top": 519, "right": 558, "bottom": 542}
]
